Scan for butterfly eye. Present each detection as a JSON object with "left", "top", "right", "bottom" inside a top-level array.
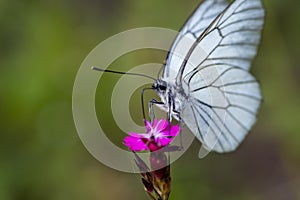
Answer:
[{"left": 158, "top": 85, "right": 167, "bottom": 91}]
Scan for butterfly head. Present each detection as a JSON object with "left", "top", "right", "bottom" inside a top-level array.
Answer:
[{"left": 153, "top": 79, "right": 167, "bottom": 93}]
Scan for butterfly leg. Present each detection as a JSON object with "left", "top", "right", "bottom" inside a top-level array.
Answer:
[
  {"left": 167, "top": 92, "right": 175, "bottom": 124},
  {"left": 148, "top": 99, "right": 164, "bottom": 124},
  {"left": 172, "top": 109, "right": 182, "bottom": 121},
  {"left": 175, "top": 112, "right": 184, "bottom": 150},
  {"left": 141, "top": 87, "right": 157, "bottom": 124},
  {"left": 169, "top": 94, "right": 184, "bottom": 150}
]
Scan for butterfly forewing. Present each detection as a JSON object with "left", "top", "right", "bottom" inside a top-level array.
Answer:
[
  {"left": 161, "top": 0, "right": 265, "bottom": 152},
  {"left": 163, "top": 0, "right": 228, "bottom": 79}
]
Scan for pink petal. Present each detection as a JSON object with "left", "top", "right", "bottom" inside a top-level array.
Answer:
[
  {"left": 155, "top": 119, "right": 168, "bottom": 132},
  {"left": 153, "top": 119, "right": 158, "bottom": 127},
  {"left": 128, "top": 132, "right": 150, "bottom": 139},
  {"left": 148, "top": 142, "right": 160, "bottom": 152},
  {"left": 145, "top": 120, "right": 152, "bottom": 132},
  {"left": 170, "top": 125, "right": 180, "bottom": 136},
  {"left": 158, "top": 137, "right": 173, "bottom": 147},
  {"left": 161, "top": 124, "right": 180, "bottom": 137},
  {"left": 123, "top": 136, "right": 149, "bottom": 151}
]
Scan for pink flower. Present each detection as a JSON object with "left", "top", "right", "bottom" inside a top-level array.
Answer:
[{"left": 123, "top": 119, "right": 180, "bottom": 152}]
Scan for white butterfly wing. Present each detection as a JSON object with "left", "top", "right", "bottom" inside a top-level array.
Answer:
[
  {"left": 164, "top": 0, "right": 265, "bottom": 152},
  {"left": 163, "top": 0, "right": 228, "bottom": 79}
]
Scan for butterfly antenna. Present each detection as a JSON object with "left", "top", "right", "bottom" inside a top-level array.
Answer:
[{"left": 92, "top": 67, "right": 156, "bottom": 81}]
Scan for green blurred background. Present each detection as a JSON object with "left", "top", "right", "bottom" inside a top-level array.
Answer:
[{"left": 1, "top": 0, "right": 300, "bottom": 199}]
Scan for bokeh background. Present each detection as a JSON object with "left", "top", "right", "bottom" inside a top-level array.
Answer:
[{"left": 1, "top": 0, "right": 300, "bottom": 199}]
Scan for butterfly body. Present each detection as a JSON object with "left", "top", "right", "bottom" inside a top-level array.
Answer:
[{"left": 153, "top": 78, "right": 187, "bottom": 121}]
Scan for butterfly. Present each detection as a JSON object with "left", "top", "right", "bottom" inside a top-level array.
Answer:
[{"left": 152, "top": 0, "right": 265, "bottom": 153}]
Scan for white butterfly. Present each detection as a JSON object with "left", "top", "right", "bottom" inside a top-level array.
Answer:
[{"left": 153, "top": 0, "right": 265, "bottom": 153}]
